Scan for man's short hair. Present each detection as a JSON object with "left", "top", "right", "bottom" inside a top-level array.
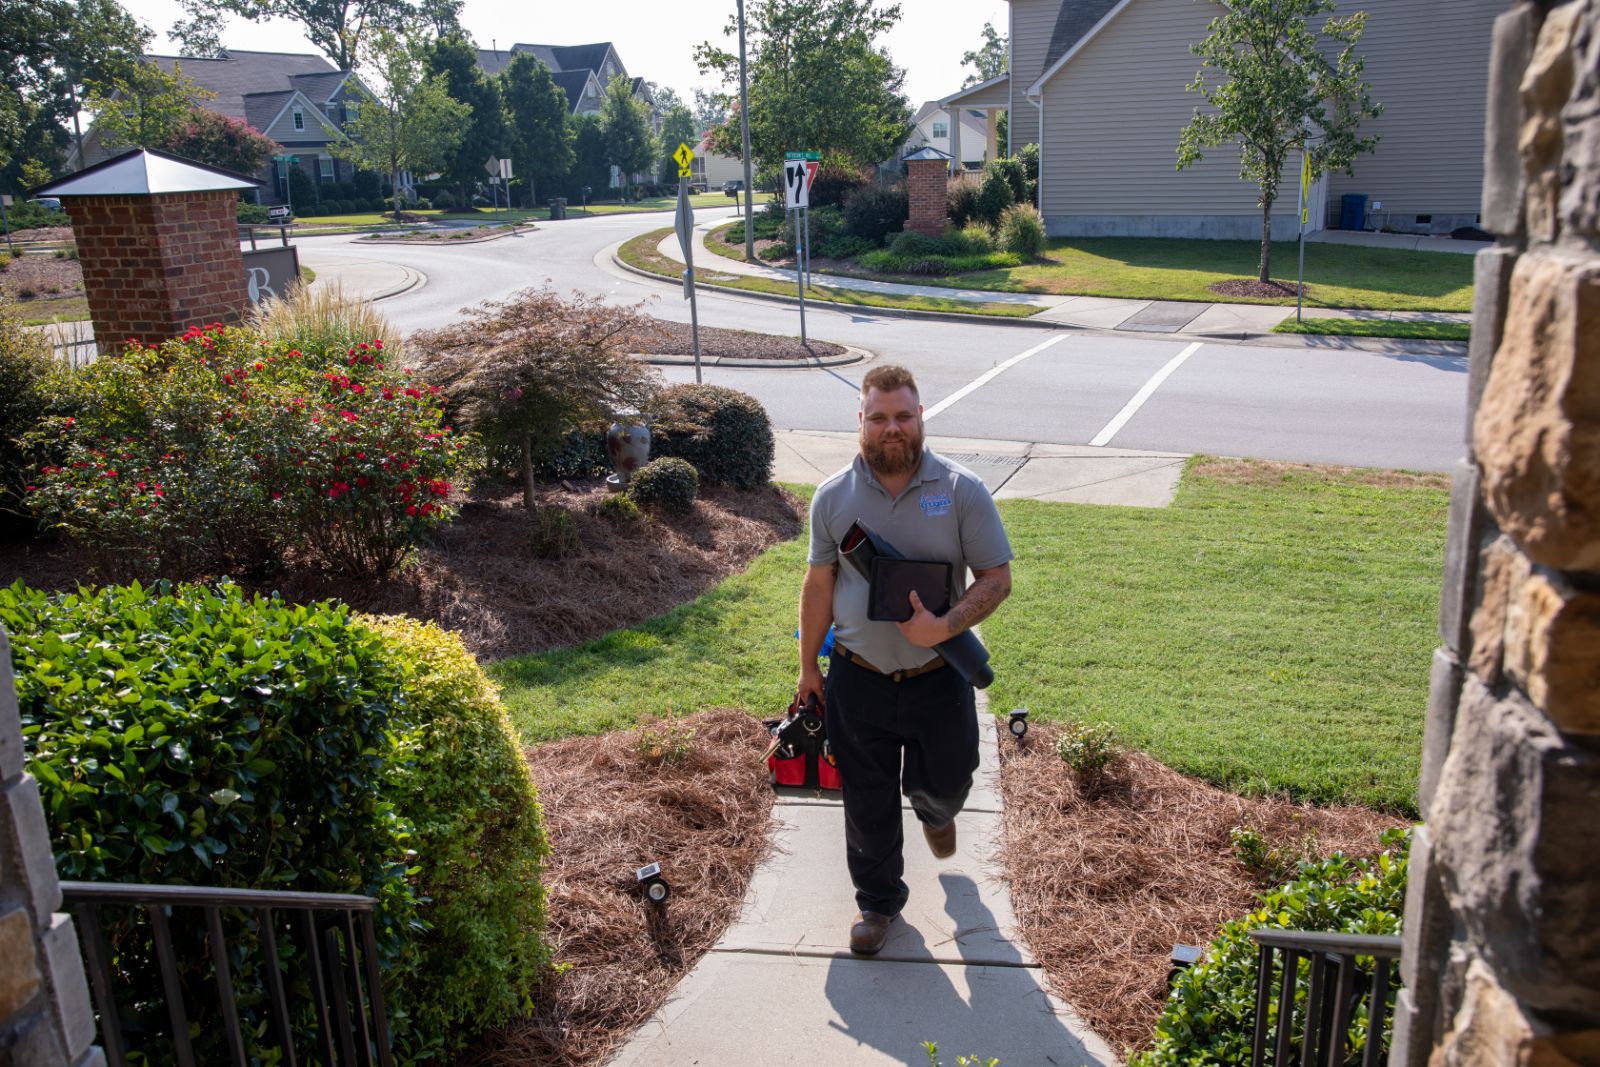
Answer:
[{"left": 860, "top": 364, "right": 919, "bottom": 401}]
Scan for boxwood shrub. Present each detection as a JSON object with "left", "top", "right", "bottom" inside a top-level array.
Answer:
[
  {"left": 1131, "top": 829, "right": 1410, "bottom": 1067},
  {"left": 0, "top": 580, "right": 418, "bottom": 1062},
  {"left": 627, "top": 456, "right": 699, "bottom": 514},
  {"left": 648, "top": 383, "right": 774, "bottom": 491},
  {"left": 359, "top": 614, "right": 551, "bottom": 1058}
]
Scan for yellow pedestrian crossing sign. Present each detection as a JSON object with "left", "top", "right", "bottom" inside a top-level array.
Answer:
[{"left": 674, "top": 142, "right": 695, "bottom": 179}]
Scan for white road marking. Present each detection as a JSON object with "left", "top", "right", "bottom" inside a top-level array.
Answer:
[
  {"left": 922, "top": 334, "right": 1070, "bottom": 421},
  {"left": 1089, "top": 341, "right": 1204, "bottom": 447}
]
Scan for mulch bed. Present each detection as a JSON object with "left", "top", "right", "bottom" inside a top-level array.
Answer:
[
  {"left": 631, "top": 316, "right": 845, "bottom": 360},
  {"left": 1208, "top": 278, "right": 1306, "bottom": 299},
  {"left": 0, "top": 481, "right": 804, "bottom": 661},
  {"left": 358, "top": 224, "right": 536, "bottom": 244},
  {"left": 462, "top": 707, "right": 775, "bottom": 1067},
  {"left": 998, "top": 721, "right": 1406, "bottom": 1059},
  {"left": 0, "top": 253, "right": 83, "bottom": 300},
  {"left": 4, "top": 225, "right": 74, "bottom": 244}
]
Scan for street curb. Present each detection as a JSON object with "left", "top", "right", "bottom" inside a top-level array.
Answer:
[
  {"left": 635, "top": 342, "right": 872, "bottom": 369},
  {"left": 611, "top": 253, "right": 1068, "bottom": 330},
  {"left": 358, "top": 264, "right": 426, "bottom": 302},
  {"left": 356, "top": 224, "right": 538, "bottom": 246}
]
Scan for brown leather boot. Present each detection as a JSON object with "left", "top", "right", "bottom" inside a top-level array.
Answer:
[
  {"left": 849, "top": 911, "right": 895, "bottom": 955},
  {"left": 923, "top": 818, "right": 957, "bottom": 859}
]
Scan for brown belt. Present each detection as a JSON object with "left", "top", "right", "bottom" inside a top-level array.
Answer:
[{"left": 834, "top": 644, "right": 946, "bottom": 682}]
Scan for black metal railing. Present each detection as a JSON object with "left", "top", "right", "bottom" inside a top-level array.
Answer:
[
  {"left": 61, "top": 881, "right": 394, "bottom": 1067},
  {"left": 1249, "top": 929, "right": 1403, "bottom": 1067}
]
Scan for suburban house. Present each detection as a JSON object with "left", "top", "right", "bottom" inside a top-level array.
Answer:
[
  {"left": 940, "top": 0, "right": 1502, "bottom": 238},
  {"left": 903, "top": 100, "right": 991, "bottom": 171},
  {"left": 692, "top": 134, "right": 747, "bottom": 190},
  {"left": 72, "top": 49, "right": 375, "bottom": 206}
]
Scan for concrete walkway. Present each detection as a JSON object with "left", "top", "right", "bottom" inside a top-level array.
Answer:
[
  {"left": 656, "top": 222, "right": 1473, "bottom": 339},
  {"left": 610, "top": 690, "right": 1120, "bottom": 1067}
]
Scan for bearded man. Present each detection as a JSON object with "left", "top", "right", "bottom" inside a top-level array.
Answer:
[{"left": 798, "top": 363, "right": 1014, "bottom": 955}]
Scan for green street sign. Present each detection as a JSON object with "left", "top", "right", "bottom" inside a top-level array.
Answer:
[
  {"left": 785, "top": 151, "right": 820, "bottom": 161},
  {"left": 273, "top": 154, "right": 301, "bottom": 163}
]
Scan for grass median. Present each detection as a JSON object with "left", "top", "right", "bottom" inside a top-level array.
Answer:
[
  {"left": 618, "top": 227, "right": 1041, "bottom": 319},
  {"left": 493, "top": 461, "right": 1446, "bottom": 812},
  {"left": 1273, "top": 316, "right": 1471, "bottom": 342}
]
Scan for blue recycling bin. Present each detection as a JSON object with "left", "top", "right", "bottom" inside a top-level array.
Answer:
[{"left": 1340, "top": 194, "right": 1368, "bottom": 231}]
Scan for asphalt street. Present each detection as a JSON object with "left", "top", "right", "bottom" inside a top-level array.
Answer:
[{"left": 298, "top": 205, "right": 1470, "bottom": 471}]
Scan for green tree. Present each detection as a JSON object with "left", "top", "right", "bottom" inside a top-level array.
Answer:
[
  {"left": 87, "top": 61, "right": 215, "bottom": 151},
  {"left": 1177, "top": 0, "right": 1382, "bottom": 283},
  {"left": 329, "top": 27, "right": 468, "bottom": 219},
  {"left": 173, "top": 0, "right": 413, "bottom": 71},
  {"left": 567, "top": 112, "right": 609, "bottom": 202},
  {"left": 696, "top": 0, "right": 911, "bottom": 176},
  {"left": 426, "top": 33, "right": 507, "bottom": 206},
  {"left": 598, "top": 73, "right": 655, "bottom": 191},
  {"left": 500, "top": 53, "right": 573, "bottom": 208},
  {"left": 1, "top": 0, "right": 149, "bottom": 186},
  {"left": 165, "top": 109, "right": 279, "bottom": 174},
  {"left": 656, "top": 104, "right": 699, "bottom": 184},
  {"left": 961, "top": 20, "right": 1007, "bottom": 86},
  {"left": 691, "top": 87, "right": 727, "bottom": 134}
]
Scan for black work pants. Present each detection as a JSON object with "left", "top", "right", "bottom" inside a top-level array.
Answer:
[{"left": 824, "top": 649, "right": 978, "bottom": 916}]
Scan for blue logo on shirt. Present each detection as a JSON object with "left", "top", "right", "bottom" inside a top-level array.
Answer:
[{"left": 919, "top": 492, "right": 952, "bottom": 517}]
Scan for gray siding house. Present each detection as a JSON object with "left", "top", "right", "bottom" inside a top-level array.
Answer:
[{"left": 942, "top": 0, "right": 1502, "bottom": 239}]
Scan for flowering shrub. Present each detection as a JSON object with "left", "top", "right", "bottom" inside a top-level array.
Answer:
[{"left": 28, "top": 324, "right": 477, "bottom": 579}]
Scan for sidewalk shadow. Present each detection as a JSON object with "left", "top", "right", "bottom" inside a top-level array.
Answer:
[{"left": 821, "top": 874, "right": 1107, "bottom": 1066}]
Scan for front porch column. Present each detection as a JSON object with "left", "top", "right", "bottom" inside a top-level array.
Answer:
[{"left": 986, "top": 109, "right": 999, "bottom": 162}]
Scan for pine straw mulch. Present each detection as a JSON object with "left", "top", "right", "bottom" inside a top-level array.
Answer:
[
  {"left": 0, "top": 480, "right": 804, "bottom": 661},
  {"left": 462, "top": 707, "right": 775, "bottom": 1067},
  {"left": 998, "top": 721, "right": 1406, "bottom": 1060},
  {"left": 0, "top": 252, "right": 83, "bottom": 299},
  {"left": 630, "top": 316, "right": 846, "bottom": 360},
  {"left": 1207, "top": 278, "right": 1306, "bottom": 299}
]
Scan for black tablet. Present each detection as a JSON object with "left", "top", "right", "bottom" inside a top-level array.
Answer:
[{"left": 867, "top": 557, "right": 953, "bottom": 623}]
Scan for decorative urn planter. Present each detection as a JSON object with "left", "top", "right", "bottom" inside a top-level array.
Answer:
[{"left": 606, "top": 420, "right": 651, "bottom": 488}]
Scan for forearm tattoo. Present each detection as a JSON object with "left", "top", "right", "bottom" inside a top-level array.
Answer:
[{"left": 944, "top": 574, "right": 1008, "bottom": 637}]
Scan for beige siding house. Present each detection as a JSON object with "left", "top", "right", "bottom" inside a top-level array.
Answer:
[{"left": 945, "top": 0, "right": 1501, "bottom": 239}]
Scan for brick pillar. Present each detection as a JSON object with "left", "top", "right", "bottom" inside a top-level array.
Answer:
[
  {"left": 906, "top": 159, "right": 949, "bottom": 237},
  {"left": 0, "top": 630, "right": 101, "bottom": 1066},
  {"left": 1393, "top": 2, "right": 1600, "bottom": 1064},
  {"left": 64, "top": 189, "right": 250, "bottom": 353}
]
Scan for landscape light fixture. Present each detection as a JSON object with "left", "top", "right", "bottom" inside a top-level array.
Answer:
[
  {"left": 1167, "top": 944, "right": 1201, "bottom": 986},
  {"left": 636, "top": 862, "right": 670, "bottom": 904},
  {"left": 1009, "top": 707, "right": 1030, "bottom": 739}
]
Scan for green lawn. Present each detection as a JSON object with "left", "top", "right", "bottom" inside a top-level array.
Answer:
[
  {"left": 297, "top": 192, "right": 771, "bottom": 230},
  {"left": 1273, "top": 316, "right": 1471, "bottom": 342},
  {"left": 818, "top": 237, "right": 1474, "bottom": 312},
  {"left": 618, "top": 228, "right": 1039, "bottom": 319},
  {"left": 494, "top": 462, "right": 1447, "bottom": 813}
]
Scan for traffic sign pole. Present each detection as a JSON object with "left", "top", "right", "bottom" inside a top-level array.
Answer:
[{"left": 677, "top": 175, "right": 702, "bottom": 383}]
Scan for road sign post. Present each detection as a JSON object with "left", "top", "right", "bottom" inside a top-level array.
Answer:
[
  {"left": 0, "top": 194, "right": 12, "bottom": 255},
  {"left": 1297, "top": 148, "right": 1310, "bottom": 323},
  {"left": 784, "top": 153, "right": 820, "bottom": 345},
  {"left": 273, "top": 154, "right": 300, "bottom": 217},
  {"left": 676, "top": 175, "right": 703, "bottom": 383}
]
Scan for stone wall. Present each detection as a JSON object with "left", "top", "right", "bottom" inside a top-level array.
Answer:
[
  {"left": 906, "top": 159, "right": 949, "bottom": 237},
  {"left": 1395, "top": 2, "right": 1600, "bottom": 1064},
  {"left": 0, "top": 633, "right": 100, "bottom": 1066},
  {"left": 65, "top": 189, "right": 250, "bottom": 353}
]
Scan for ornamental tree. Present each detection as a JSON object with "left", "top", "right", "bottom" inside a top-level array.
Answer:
[
  {"left": 164, "top": 108, "right": 279, "bottom": 175},
  {"left": 1177, "top": 0, "right": 1382, "bottom": 283}
]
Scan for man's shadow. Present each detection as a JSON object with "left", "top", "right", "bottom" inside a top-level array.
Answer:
[{"left": 822, "top": 873, "right": 1106, "bottom": 1065}]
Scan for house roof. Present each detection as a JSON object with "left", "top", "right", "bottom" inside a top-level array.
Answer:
[
  {"left": 911, "top": 100, "right": 988, "bottom": 135},
  {"left": 903, "top": 145, "right": 953, "bottom": 162},
  {"left": 242, "top": 90, "right": 295, "bottom": 132},
  {"left": 551, "top": 69, "right": 595, "bottom": 111},
  {"left": 939, "top": 72, "right": 1011, "bottom": 109},
  {"left": 288, "top": 71, "right": 350, "bottom": 102},
  {"left": 34, "top": 147, "right": 259, "bottom": 196},
  {"left": 1028, "top": 0, "right": 1135, "bottom": 96},
  {"left": 475, "top": 42, "right": 624, "bottom": 110},
  {"left": 147, "top": 49, "right": 340, "bottom": 123}
]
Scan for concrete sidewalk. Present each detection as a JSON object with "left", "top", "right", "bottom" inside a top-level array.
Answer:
[
  {"left": 610, "top": 691, "right": 1120, "bottom": 1067},
  {"left": 656, "top": 222, "right": 1472, "bottom": 340}
]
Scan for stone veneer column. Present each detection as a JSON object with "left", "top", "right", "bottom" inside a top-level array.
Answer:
[
  {"left": 0, "top": 631, "right": 100, "bottom": 1066},
  {"left": 906, "top": 158, "right": 950, "bottom": 237},
  {"left": 64, "top": 189, "right": 250, "bottom": 353},
  {"left": 1393, "top": 2, "right": 1600, "bottom": 1064}
]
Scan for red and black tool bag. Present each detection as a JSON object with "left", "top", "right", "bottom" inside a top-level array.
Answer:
[{"left": 764, "top": 693, "right": 842, "bottom": 791}]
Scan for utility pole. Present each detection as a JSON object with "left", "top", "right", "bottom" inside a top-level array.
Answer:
[{"left": 737, "top": 0, "right": 755, "bottom": 261}]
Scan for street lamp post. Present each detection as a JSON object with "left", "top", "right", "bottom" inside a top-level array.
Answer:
[{"left": 738, "top": 0, "right": 755, "bottom": 261}]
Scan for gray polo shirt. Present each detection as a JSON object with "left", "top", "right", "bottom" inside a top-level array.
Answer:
[{"left": 809, "top": 448, "right": 1013, "bottom": 672}]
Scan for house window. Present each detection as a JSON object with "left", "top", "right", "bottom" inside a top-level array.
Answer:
[
  {"left": 319, "top": 156, "right": 334, "bottom": 182},
  {"left": 346, "top": 101, "right": 359, "bottom": 122},
  {"left": 932, "top": 122, "right": 948, "bottom": 139},
  {"left": 293, "top": 108, "right": 304, "bottom": 131}
]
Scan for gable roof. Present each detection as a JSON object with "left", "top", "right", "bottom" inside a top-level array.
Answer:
[
  {"left": 242, "top": 90, "right": 295, "bottom": 132},
  {"left": 552, "top": 69, "right": 596, "bottom": 111},
  {"left": 1027, "top": 0, "right": 1137, "bottom": 96},
  {"left": 288, "top": 71, "right": 350, "bottom": 103},
  {"left": 147, "top": 49, "right": 339, "bottom": 123},
  {"left": 911, "top": 100, "right": 989, "bottom": 135}
]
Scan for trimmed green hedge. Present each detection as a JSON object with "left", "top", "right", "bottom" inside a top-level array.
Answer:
[
  {"left": 628, "top": 456, "right": 699, "bottom": 514},
  {"left": 3, "top": 582, "right": 551, "bottom": 1060},
  {"left": 648, "top": 384, "right": 775, "bottom": 491},
  {"left": 1132, "top": 829, "right": 1410, "bottom": 1066}
]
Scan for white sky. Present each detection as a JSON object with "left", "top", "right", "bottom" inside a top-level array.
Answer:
[{"left": 115, "top": 0, "right": 1009, "bottom": 113}]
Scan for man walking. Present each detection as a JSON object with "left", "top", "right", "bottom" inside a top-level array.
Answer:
[{"left": 798, "top": 364, "right": 1013, "bottom": 955}]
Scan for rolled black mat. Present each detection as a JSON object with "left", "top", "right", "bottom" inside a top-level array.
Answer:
[{"left": 838, "top": 518, "right": 995, "bottom": 689}]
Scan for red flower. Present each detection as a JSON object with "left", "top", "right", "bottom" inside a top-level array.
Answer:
[
  {"left": 405, "top": 504, "right": 418, "bottom": 516},
  {"left": 374, "top": 339, "right": 384, "bottom": 349}
]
